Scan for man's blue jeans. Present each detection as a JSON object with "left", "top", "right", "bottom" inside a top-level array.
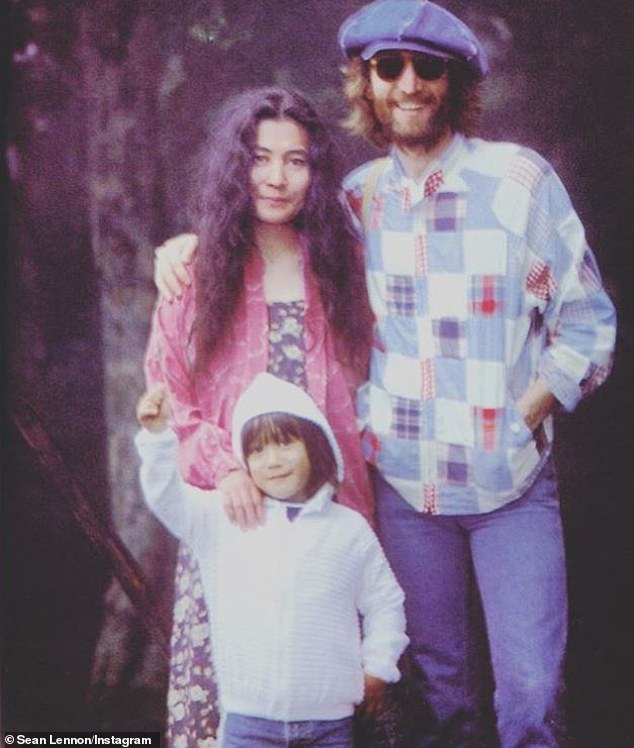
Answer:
[
  {"left": 374, "top": 459, "right": 567, "bottom": 748},
  {"left": 221, "top": 713, "right": 354, "bottom": 748}
]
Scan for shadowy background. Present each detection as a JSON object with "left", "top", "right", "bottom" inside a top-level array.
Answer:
[{"left": 4, "top": 1, "right": 633, "bottom": 745}]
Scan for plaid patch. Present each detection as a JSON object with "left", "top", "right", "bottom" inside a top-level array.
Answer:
[
  {"left": 580, "top": 249, "right": 602, "bottom": 293},
  {"left": 508, "top": 154, "right": 546, "bottom": 198},
  {"left": 580, "top": 361, "right": 611, "bottom": 397},
  {"left": 438, "top": 444, "right": 469, "bottom": 485},
  {"left": 433, "top": 318, "right": 465, "bottom": 358},
  {"left": 424, "top": 169, "right": 444, "bottom": 198},
  {"left": 401, "top": 186, "right": 411, "bottom": 214},
  {"left": 422, "top": 483, "right": 439, "bottom": 514},
  {"left": 361, "top": 429, "right": 381, "bottom": 465},
  {"left": 344, "top": 188, "right": 362, "bottom": 221},
  {"left": 428, "top": 193, "right": 465, "bottom": 231},
  {"left": 525, "top": 200, "right": 550, "bottom": 250},
  {"left": 470, "top": 275, "right": 505, "bottom": 316},
  {"left": 526, "top": 260, "right": 557, "bottom": 301},
  {"left": 390, "top": 396, "right": 421, "bottom": 440},
  {"left": 386, "top": 275, "right": 416, "bottom": 316},
  {"left": 421, "top": 358, "right": 435, "bottom": 400},
  {"left": 370, "top": 192, "right": 385, "bottom": 231},
  {"left": 415, "top": 234, "right": 428, "bottom": 275},
  {"left": 372, "top": 325, "right": 387, "bottom": 352},
  {"left": 473, "top": 406, "right": 502, "bottom": 451}
]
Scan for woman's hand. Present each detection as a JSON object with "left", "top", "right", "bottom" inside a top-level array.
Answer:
[
  {"left": 218, "top": 469, "right": 266, "bottom": 530},
  {"left": 153, "top": 233, "right": 198, "bottom": 302}
]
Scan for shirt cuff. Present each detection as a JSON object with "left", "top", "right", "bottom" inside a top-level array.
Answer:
[
  {"left": 135, "top": 426, "right": 178, "bottom": 449},
  {"left": 538, "top": 356, "right": 580, "bottom": 412}
]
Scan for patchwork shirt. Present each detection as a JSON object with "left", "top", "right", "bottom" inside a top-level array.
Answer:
[{"left": 343, "top": 135, "right": 616, "bottom": 515}]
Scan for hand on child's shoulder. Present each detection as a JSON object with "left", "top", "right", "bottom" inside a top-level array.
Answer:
[{"left": 137, "top": 385, "right": 170, "bottom": 432}]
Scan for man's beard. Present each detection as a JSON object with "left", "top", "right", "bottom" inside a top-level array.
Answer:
[{"left": 378, "top": 94, "right": 452, "bottom": 150}]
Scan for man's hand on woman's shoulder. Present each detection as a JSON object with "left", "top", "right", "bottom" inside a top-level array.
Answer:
[{"left": 154, "top": 233, "right": 198, "bottom": 302}]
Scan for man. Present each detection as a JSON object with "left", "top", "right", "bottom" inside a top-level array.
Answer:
[
  {"left": 336, "top": 2, "right": 615, "bottom": 747},
  {"left": 153, "top": 3, "right": 616, "bottom": 746}
]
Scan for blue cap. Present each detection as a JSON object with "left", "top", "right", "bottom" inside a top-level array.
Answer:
[{"left": 338, "top": 0, "right": 488, "bottom": 78}]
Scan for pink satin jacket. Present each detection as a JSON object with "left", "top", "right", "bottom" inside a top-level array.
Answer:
[{"left": 144, "top": 248, "right": 374, "bottom": 523}]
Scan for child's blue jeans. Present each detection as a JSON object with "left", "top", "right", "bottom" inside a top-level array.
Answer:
[{"left": 221, "top": 713, "right": 354, "bottom": 748}]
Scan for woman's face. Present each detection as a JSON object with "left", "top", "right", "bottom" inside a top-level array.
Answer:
[{"left": 250, "top": 118, "right": 311, "bottom": 225}]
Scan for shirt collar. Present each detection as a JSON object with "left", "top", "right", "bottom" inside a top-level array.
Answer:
[
  {"left": 386, "top": 133, "right": 468, "bottom": 200},
  {"left": 263, "top": 482, "right": 335, "bottom": 519}
]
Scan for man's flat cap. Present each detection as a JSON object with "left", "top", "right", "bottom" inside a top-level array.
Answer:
[{"left": 338, "top": 0, "right": 488, "bottom": 78}]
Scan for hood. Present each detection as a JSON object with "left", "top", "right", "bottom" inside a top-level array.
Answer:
[{"left": 231, "top": 373, "right": 344, "bottom": 483}]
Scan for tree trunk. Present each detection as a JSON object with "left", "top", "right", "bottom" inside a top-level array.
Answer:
[{"left": 77, "top": 2, "right": 174, "bottom": 728}]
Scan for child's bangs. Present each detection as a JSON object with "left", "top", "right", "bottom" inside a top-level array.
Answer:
[{"left": 241, "top": 413, "right": 303, "bottom": 455}]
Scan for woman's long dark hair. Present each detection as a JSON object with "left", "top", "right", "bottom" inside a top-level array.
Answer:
[{"left": 190, "top": 86, "right": 372, "bottom": 373}]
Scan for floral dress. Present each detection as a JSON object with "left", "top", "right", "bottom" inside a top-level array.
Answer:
[{"left": 166, "top": 301, "right": 306, "bottom": 748}]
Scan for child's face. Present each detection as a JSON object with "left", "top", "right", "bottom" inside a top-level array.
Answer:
[{"left": 246, "top": 437, "right": 311, "bottom": 503}]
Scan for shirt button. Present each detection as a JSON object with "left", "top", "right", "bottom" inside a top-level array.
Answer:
[{"left": 510, "top": 421, "right": 522, "bottom": 434}]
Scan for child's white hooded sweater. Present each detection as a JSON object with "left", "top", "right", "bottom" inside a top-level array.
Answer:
[{"left": 136, "top": 373, "right": 408, "bottom": 722}]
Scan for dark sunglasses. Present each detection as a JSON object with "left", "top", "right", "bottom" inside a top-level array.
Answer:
[{"left": 369, "top": 51, "right": 448, "bottom": 82}]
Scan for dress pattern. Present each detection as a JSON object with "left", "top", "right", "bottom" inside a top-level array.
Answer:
[
  {"left": 166, "top": 546, "right": 220, "bottom": 748},
  {"left": 266, "top": 300, "right": 307, "bottom": 389},
  {"left": 166, "top": 301, "right": 307, "bottom": 748}
]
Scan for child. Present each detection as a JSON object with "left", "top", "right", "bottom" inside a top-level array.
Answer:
[{"left": 135, "top": 372, "right": 408, "bottom": 748}]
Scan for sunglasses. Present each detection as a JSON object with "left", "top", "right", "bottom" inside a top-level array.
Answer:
[{"left": 369, "top": 51, "right": 448, "bottom": 82}]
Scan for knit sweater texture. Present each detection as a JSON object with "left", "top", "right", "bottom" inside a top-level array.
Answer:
[{"left": 136, "top": 426, "right": 407, "bottom": 721}]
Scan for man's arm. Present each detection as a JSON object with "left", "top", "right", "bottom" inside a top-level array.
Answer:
[
  {"left": 516, "top": 378, "right": 559, "bottom": 432},
  {"left": 153, "top": 233, "right": 198, "bottom": 301},
  {"left": 529, "top": 162, "right": 616, "bottom": 412}
]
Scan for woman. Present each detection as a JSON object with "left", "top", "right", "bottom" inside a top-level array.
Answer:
[{"left": 145, "top": 86, "right": 375, "bottom": 747}]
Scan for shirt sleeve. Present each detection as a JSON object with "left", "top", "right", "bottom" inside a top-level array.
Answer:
[
  {"left": 144, "top": 289, "right": 242, "bottom": 489},
  {"left": 527, "top": 162, "right": 616, "bottom": 411},
  {"left": 340, "top": 177, "right": 365, "bottom": 242},
  {"left": 134, "top": 427, "right": 221, "bottom": 552},
  {"left": 355, "top": 525, "right": 409, "bottom": 683}
]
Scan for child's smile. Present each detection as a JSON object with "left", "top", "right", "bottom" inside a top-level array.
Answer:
[{"left": 246, "top": 438, "right": 311, "bottom": 503}]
